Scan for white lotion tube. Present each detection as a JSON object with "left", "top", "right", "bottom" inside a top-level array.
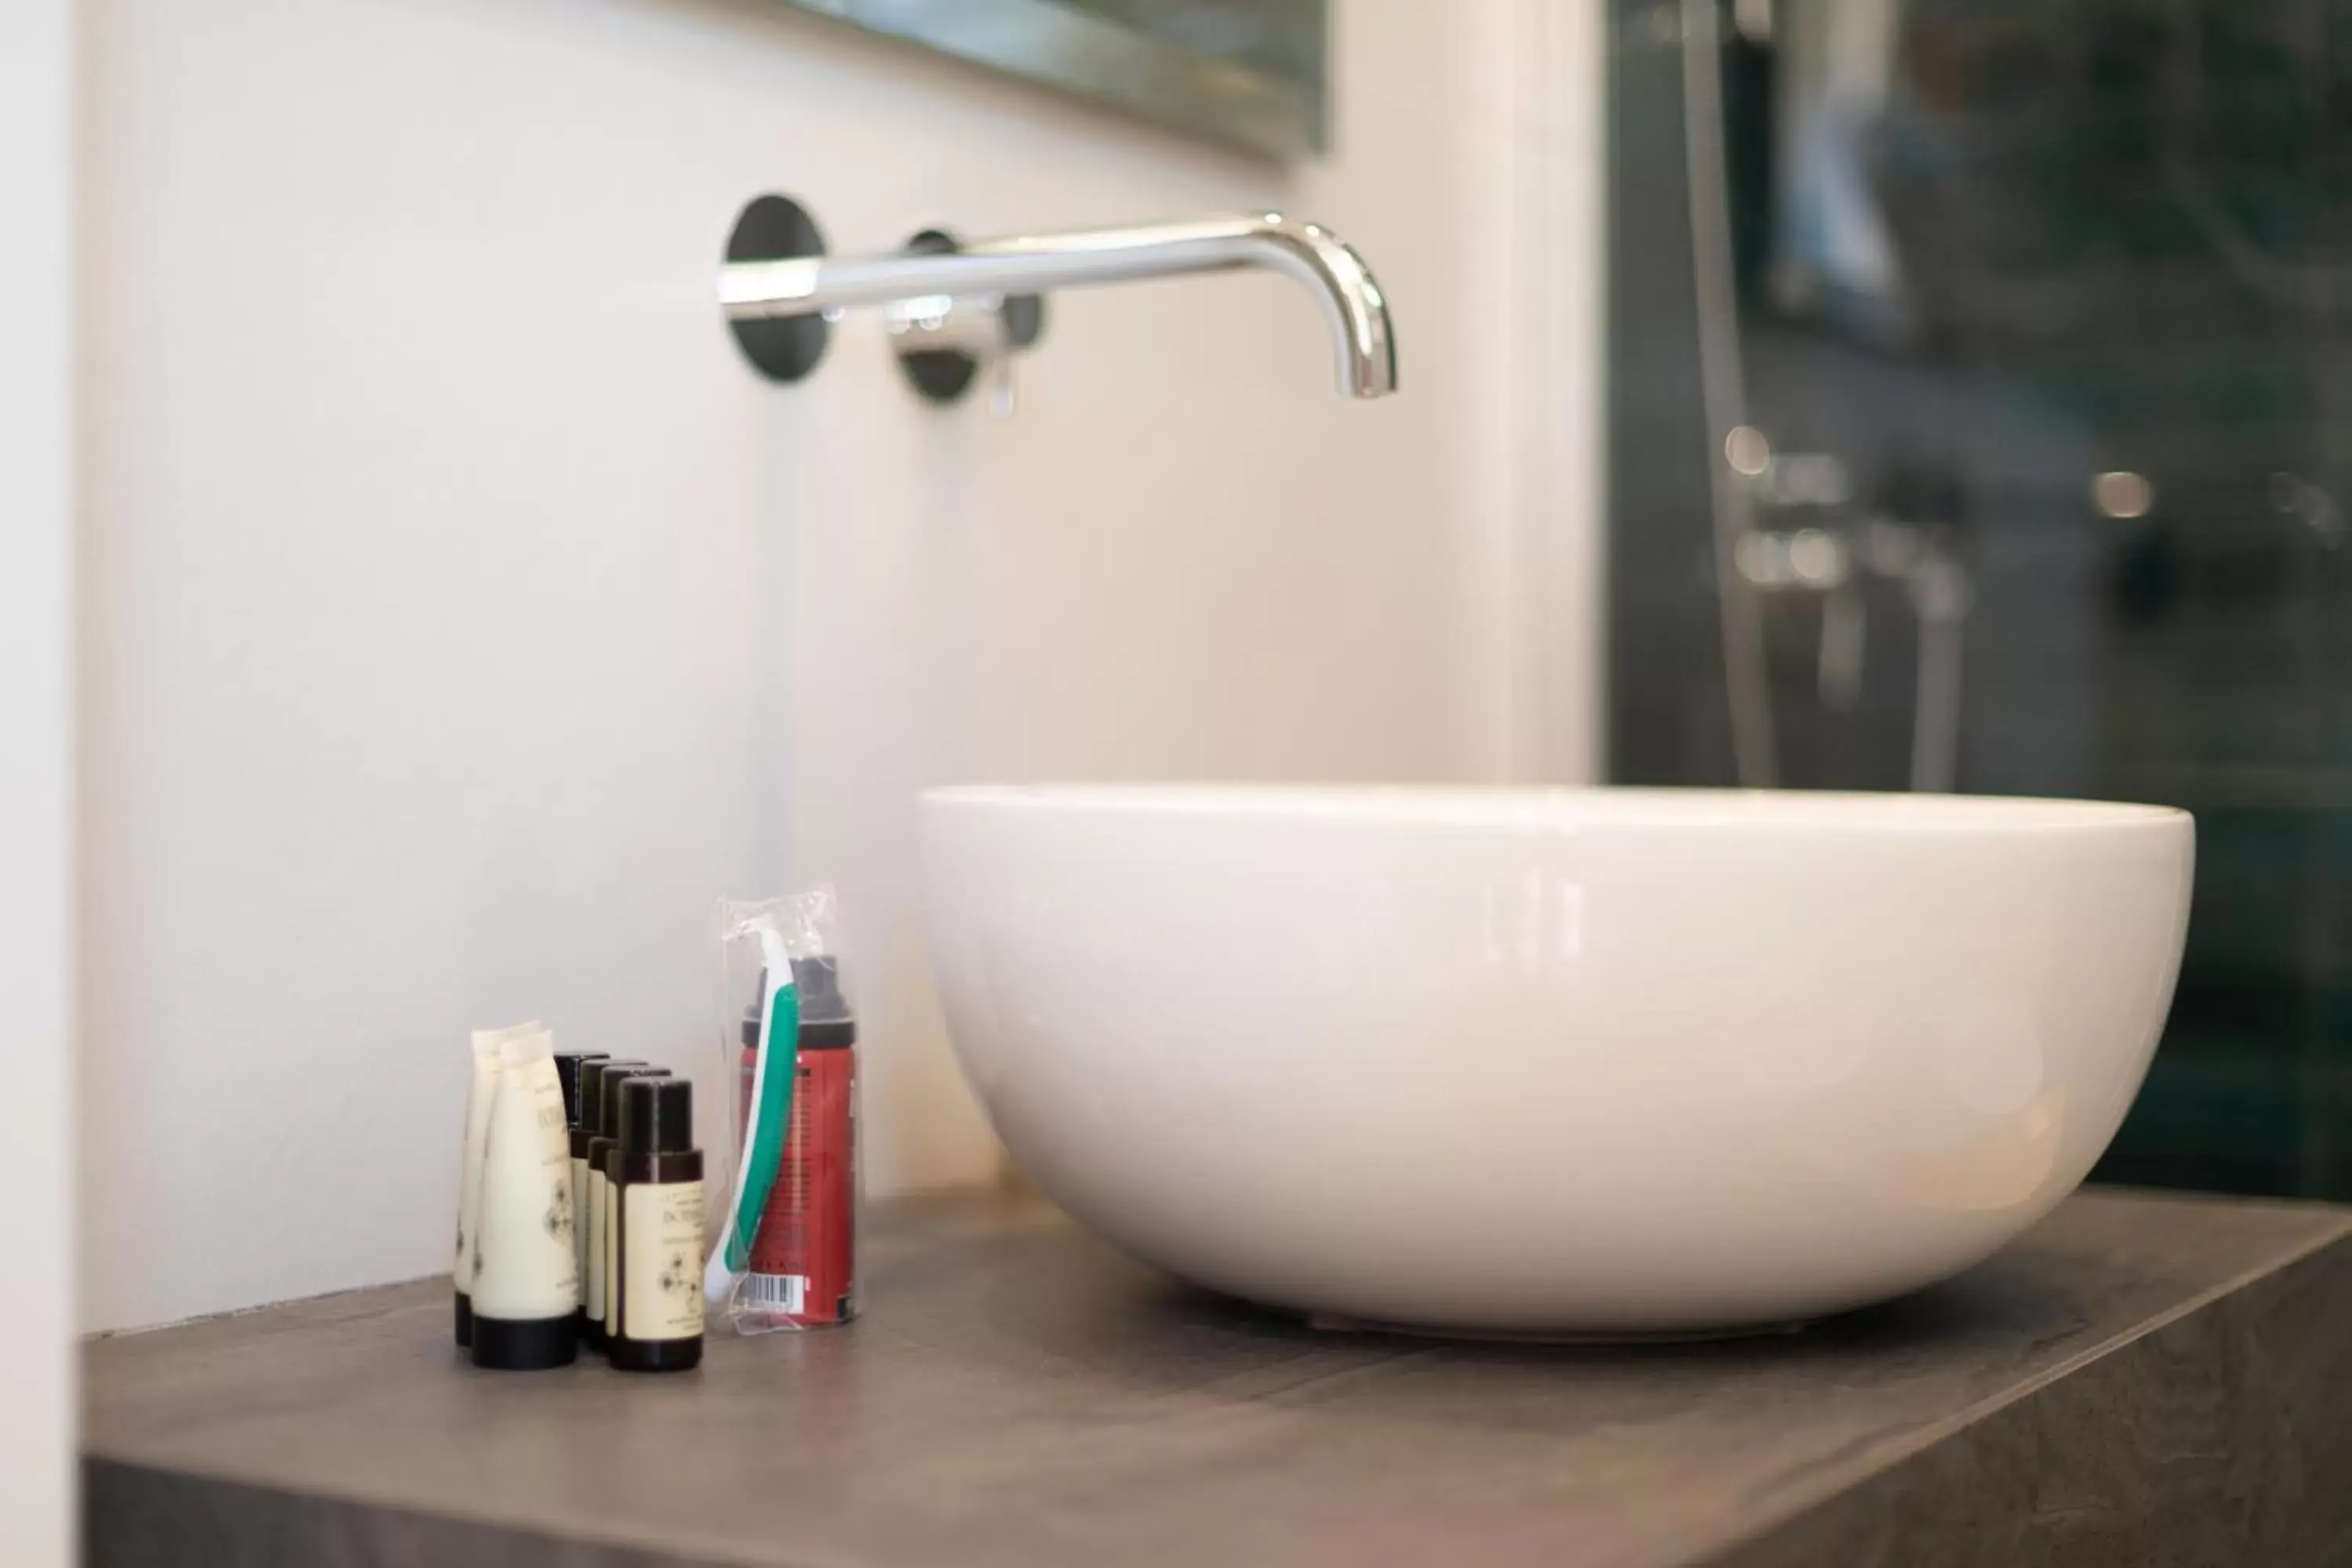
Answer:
[
  {"left": 470, "top": 1031, "right": 580, "bottom": 1370},
  {"left": 456, "top": 1019, "right": 542, "bottom": 1348}
]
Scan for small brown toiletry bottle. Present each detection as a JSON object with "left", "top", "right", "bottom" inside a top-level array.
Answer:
[
  {"left": 611, "top": 1076, "right": 705, "bottom": 1372},
  {"left": 575, "top": 1060, "right": 640, "bottom": 1342},
  {"left": 586, "top": 1064, "right": 666, "bottom": 1351},
  {"left": 602, "top": 1066, "right": 673, "bottom": 1346},
  {"left": 552, "top": 1050, "right": 604, "bottom": 1125},
  {"left": 554, "top": 1051, "right": 608, "bottom": 1330},
  {"left": 571, "top": 1058, "right": 632, "bottom": 1337}
]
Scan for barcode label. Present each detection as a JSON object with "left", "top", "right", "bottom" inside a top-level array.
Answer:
[{"left": 743, "top": 1272, "right": 807, "bottom": 1313}]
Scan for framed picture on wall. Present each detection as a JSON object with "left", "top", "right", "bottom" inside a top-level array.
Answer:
[{"left": 774, "top": 0, "right": 1327, "bottom": 158}]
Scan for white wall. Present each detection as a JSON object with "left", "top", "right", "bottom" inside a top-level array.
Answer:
[
  {"left": 79, "top": 0, "right": 1601, "bottom": 1332},
  {"left": 1, "top": 0, "right": 78, "bottom": 1556}
]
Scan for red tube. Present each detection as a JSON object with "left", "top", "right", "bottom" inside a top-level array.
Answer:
[{"left": 736, "top": 1001, "right": 857, "bottom": 1327}]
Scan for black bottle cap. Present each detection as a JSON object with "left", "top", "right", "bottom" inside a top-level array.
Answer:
[
  {"left": 553, "top": 1051, "right": 609, "bottom": 1127},
  {"left": 601, "top": 1065, "right": 670, "bottom": 1139},
  {"left": 578, "top": 1060, "right": 641, "bottom": 1134},
  {"left": 737, "top": 960, "right": 858, "bottom": 1051},
  {"left": 621, "top": 1076, "right": 695, "bottom": 1156},
  {"left": 793, "top": 955, "right": 857, "bottom": 1050}
]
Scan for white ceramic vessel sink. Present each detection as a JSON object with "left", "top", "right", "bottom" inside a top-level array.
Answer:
[{"left": 921, "top": 786, "right": 2193, "bottom": 1335}]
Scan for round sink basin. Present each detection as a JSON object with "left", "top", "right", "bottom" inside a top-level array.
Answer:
[{"left": 920, "top": 786, "right": 2193, "bottom": 1335}]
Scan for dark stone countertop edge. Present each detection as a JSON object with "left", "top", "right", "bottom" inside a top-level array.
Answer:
[{"left": 1711, "top": 1216, "right": 2352, "bottom": 1567}]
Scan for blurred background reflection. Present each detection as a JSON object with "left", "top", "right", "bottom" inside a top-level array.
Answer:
[{"left": 1610, "top": 0, "right": 2352, "bottom": 1198}]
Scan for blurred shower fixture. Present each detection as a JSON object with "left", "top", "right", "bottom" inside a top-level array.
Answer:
[
  {"left": 1681, "top": 0, "right": 1779, "bottom": 786},
  {"left": 2270, "top": 471, "right": 2346, "bottom": 547},
  {"left": 1734, "top": 525, "right": 1850, "bottom": 590},
  {"left": 2092, "top": 470, "right": 2155, "bottom": 520},
  {"left": 1733, "top": 507, "right": 1974, "bottom": 791},
  {"left": 1679, "top": 0, "right": 1971, "bottom": 793},
  {"left": 1759, "top": 452, "right": 1856, "bottom": 510},
  {"left": 1725, "top": 424, "right": 1772, "bottom": 476},
  {"left": 1907, "top": 555, "right": 1972, "bottom": 794},
  {"left": 720, "top": 198, "right": 1397, "bottom": 401}
]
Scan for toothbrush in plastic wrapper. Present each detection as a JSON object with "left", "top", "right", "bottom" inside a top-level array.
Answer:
[{"left": 706, "top": 920, "right": 800, "bottom": 1307}]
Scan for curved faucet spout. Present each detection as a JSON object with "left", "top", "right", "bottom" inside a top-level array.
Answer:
[{"left": 720, "top": 212, "right": 1397, "bottom": 399}]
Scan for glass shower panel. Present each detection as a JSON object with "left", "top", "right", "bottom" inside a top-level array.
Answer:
[{"left": 1609, "top": 0, "right": 2352, "bottom": 1197}]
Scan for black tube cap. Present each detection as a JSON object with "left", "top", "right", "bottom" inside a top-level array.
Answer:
[
  {"left": 622, "top": 1076, "right": 695, "bottom": 1156},
  {"left": 553, "top": 1051, "right": 610, "bottom": 1127},
  {"left": 601, "top": 1065, "right": 670, "bottom": 1138},
  {"left": 470, "top": 1313, "right": 579, "bottom": 1371}
]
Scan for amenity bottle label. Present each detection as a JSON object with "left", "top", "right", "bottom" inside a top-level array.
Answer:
[{"left": 621, "top": 1181, "right": 706, "bottom": 1341}]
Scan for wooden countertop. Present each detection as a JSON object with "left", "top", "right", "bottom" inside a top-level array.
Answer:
[{"left": 83, "top": 1187, "right": 2352, "bottom": 1567}]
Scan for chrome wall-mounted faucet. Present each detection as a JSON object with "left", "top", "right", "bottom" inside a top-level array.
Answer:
[{"left": 718, "top": 199, "right": 1398, "bottom": 401}]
